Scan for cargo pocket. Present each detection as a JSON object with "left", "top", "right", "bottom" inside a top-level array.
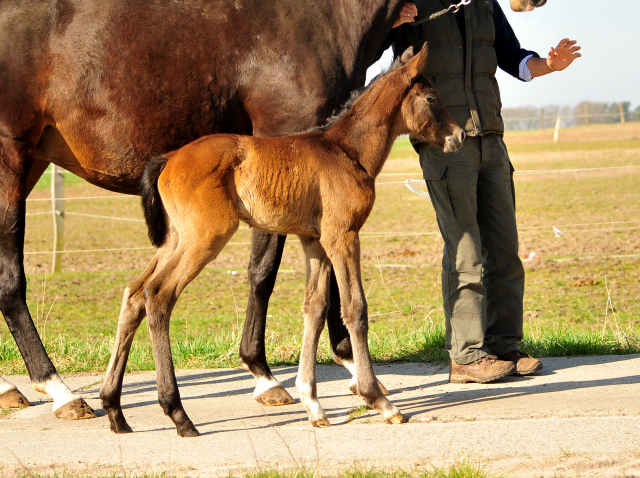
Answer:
[{"left": 419, "top": 148, "right": 457, "bottom": 224}]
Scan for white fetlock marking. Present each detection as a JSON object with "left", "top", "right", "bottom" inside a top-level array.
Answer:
[
  {"left": 381, "top": 401, "right": 402, "bottom": 421},
  {"left": 0, "top": 376, "right": 17, "bottom": 395},
  {"left": 334, "top": 358, "right": 358, "bottom": 388},
  {"left": 33, "top": 376, "right": 80, "bottom": 411},
  {"left": 296, "top": 381, "right": 326, "bottom": 424},
  {"left": 253, "top": 376, "right": 282, "bottom": 398}
]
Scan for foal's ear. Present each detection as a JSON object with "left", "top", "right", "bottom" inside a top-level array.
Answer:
[
  {"left": 413, "top": 42, "right": 429, "bottom": 73},
  {"left": 400, "top": 46, "right": 415, "bottom": 64}
]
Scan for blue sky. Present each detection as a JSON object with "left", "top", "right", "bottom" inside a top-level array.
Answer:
[{"left": 367, "top": 0, "right": 640, "bottom": 110}]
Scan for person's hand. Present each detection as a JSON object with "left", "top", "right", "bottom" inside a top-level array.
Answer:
[
  {"left": 392, "top": 2, "right": 418, "bottom": 28},
  {"left": 546, "top": 38, "right": 581, "bottom": 72}
]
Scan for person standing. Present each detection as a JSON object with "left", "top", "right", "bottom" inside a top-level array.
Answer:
[{"left": 388, "top": 0, "right": 581, "bottom": 383}]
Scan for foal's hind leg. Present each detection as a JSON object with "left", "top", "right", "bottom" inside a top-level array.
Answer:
[
  {"left": 0, "top": 136, "right": 94, "bottom": 418},
  {"left": 100, "top": 238, "right": 176, "bottom": 433},
  {"left": 145, "top": 221, "right": 238, "bottom": 437},
  {"left": 240, "top": 229, "right": 294, "bottom": 406},
  {"left": 295, "top": 237, "right": 332, "bottom": 427},
  {"left": 321, "top": 231, "right": 405, "bottom": 424}
]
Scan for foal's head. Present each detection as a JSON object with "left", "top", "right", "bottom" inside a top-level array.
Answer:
[{"left": 396, "top": 45, "right": 465, "bottom": 154}]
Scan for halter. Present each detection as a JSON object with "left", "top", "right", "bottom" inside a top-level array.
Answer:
[{"left": 409, "top": 0, "right": 473, "bottom": 26}]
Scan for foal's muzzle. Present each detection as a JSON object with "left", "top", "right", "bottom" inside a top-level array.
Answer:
[{"left": 443, "top": 127, "right": 465, "bottom": 153}]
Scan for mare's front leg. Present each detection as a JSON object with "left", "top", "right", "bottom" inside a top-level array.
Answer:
[
  {"left": 322, "top": 231, "right": 405, "bottom": 424},
  {"left": 240, "top": 228, "right": 294, "bottom": 406},
  {"left": 296, "top": 237, "right": 333, "bottom": 427},
  {"left": 0, "top": 137, "right": 94, "bottom": 418}
]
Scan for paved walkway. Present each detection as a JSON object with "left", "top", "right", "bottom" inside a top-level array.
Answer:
[{"left": 1, "top": 355, "right": 640, "bottom": 477}]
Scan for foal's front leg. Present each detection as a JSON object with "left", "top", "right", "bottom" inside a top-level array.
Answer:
[
  {"left": 322, "top": 231, "right": 405, "bottom": 424},
  {"left": 296, "top": 237, "right": 333, "bottom": 427}
]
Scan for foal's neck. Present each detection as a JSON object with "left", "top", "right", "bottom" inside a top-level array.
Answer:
[{"left": 328, "top": 77, "right": 408, "bottom": 179}]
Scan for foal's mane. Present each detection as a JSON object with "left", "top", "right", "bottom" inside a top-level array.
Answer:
[{"left": 318, "top": 56, "right": 406, "bottom": 131}]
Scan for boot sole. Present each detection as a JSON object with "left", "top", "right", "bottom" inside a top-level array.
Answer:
[
  {"left": 514, "top": 362, "right": 544, "bottom": 376},
  {"left": 449, "top": 365, "right": 516, "bottom": 384}
]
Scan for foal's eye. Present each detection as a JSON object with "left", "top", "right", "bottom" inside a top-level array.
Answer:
[{"left": 425, "top": 95, "right": 437, "bottom": 104}]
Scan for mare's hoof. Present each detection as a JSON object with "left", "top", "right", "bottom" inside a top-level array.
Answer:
[
  {"left": 255, "top": 386, "right": 295, "bottom": 406},
  {"left": 178, "top": 426, "right": 201, "bottom": 437},
  {"left": 53, "top": 398, "right": 96, "bottom": 420},
  {"left": 385, "top": 412, "right": 407, "bottom": 424},
  {"left": 111, "top": 422, "right": 133, "bottom": 434},
  {"left": 0, "top": 389, "right": 31, "bottom": 408},
  {"left": 348, "top": 379, "right": 389, "bottom": 397},
  {"left": 310, "top": 417, "right": 331, "bottom": 428}
]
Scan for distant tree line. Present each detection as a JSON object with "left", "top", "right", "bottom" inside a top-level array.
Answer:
[{"left": 502, "top": 102, "right": 640, "bottom": 131}]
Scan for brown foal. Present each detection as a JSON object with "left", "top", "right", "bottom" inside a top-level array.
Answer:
[{"left": 100, "top": 45, "right": 465, "bottom": 436}]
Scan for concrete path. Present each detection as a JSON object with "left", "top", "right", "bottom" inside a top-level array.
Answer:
[{"left": 1, "top": 355, "right": 640, "bottom": 477}]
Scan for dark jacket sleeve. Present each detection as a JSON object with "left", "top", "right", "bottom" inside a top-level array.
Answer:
[
  {"left": 493, "top": 0, "right": 540, "bottom": 81},
  {"left": 373, "top": 27, "right": 401, "bottom": 63}
]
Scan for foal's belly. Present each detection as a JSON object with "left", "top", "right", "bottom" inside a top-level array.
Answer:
[{"left": 235, "top": 193, "right": 320, "bottom": 237}]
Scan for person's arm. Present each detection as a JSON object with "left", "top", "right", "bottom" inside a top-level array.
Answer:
[
  {"left": 493, "top": 0, "right": 540, "bottom": 81},
  {"left": 526, "top": 39, "right": 581, "bottom": 78},
  {"left": 373, "top": 2, "right": 418, "bottom": 63}
]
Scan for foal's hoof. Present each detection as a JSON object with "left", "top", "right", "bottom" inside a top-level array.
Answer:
[
  {"left": 348, "top": 379, "right": 389, "bottom": 397},
  {"left": 255, "top": 386, "right": 295, "bottom": 406},
  {"left": 53, "top": 398, "right": 96, "bottom": 420},
  {"left": 385, "top": 412, "right": 407, "bottom": 424},
  {"left": 310, "top": 416, "right": 331, "bottom": 428},
  {"left": 0, "top": 389, "right": 31, "bottom": 409}
]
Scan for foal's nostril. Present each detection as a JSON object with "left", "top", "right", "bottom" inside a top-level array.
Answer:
[{"left": 457, "top": 129, "right": 466, "bottom": 145}]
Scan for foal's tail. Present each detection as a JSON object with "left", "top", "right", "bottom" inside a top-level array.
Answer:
[{"left": 140, "top": 156, "right": 169, "bottom": 247}]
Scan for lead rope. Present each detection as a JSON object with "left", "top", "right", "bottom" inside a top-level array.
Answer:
[{"left": 409, "top": 0, "right": 473, "bottom": 25}]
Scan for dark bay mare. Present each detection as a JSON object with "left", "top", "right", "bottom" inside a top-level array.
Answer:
[
  {"left": 0, "top": 0, "right": 411, "bottom": 418},
  {"left": 0, "top": 0, "right": 547, "bottom": 419},
  {"left": 102, "top": 45, "right": 464, "bottom": 436}
]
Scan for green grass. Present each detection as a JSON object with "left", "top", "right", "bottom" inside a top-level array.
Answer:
[{"left": 1, "top": 321, "right": 638, "bottom": 375}]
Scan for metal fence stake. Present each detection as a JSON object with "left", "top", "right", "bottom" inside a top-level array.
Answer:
[{"left": 51, "top": 165, "right": 65, "bottom": 273}]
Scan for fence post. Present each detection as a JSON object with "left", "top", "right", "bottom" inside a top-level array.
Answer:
[
  {"left": 540, "top": 108, "right": 545, "bottom": 130},
  {"left": 553, "top": 116, "right": 561, "bottom": 144},
  {"left": 51, "top": 165, "right": 65, "bottom": 273},
  {"left": 620, "top": 103, "right": 626, "bottom": 124},
  {"left": 584, "top": 104, "right": 589, "bottom": 125}
]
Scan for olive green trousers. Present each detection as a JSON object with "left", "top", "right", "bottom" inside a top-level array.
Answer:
[{"left": 419, "top": 134, "right": 525, "bottom": 364}]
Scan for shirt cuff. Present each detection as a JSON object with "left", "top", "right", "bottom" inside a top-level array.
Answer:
[{"left": 519, "top": 54, "right": 534, "bottom": 82}]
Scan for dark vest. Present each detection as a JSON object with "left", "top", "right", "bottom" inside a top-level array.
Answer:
[{"left": 395, "top": 0, "right": 504, "bottom": 136}]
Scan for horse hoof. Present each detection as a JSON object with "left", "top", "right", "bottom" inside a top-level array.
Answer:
[
  {"left": 53, "top": 398, "right": 97, "bottom": 420},
  {"left": 254, "top": 386, "right": 295, "bottom": 406},
  {"left": 310, "top": 417, "right": 331, "bottom": 428},
  {"left": 348, "top": 379, "right": 389, "bottom": 397},
  {"left": 111, "top": 422, "right": 133, "bottom": 434},
  {"left": 385, "top": 412, "right": 407, "bottom": 424},
  {"left": 0, "top": 389, "right": 31, "bottom": 408},
  {"left": 178, "top": 426, "right": 201, "bottom": 437}
]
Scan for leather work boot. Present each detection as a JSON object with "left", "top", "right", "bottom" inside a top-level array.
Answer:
[
  {"left": 498, "top": 350, "right": 544, "bottom": 376},
  {"left": 449, "top": 354, "right": 516, "bottom": 384}
]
